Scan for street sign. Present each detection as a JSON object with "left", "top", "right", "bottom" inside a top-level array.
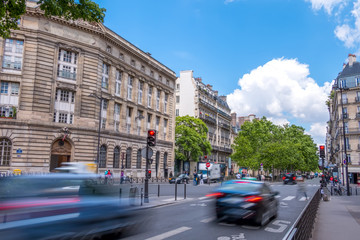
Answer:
[
  {"left": 206, "top": 162, "right": 210, "bottom": 168},
  {"left": 141, "top": 147, "right": 153, "bottom": 159}
]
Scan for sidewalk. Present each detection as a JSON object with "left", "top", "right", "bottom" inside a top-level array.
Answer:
[{"left": 311, "top": 193, "right": 360, "bottom": 239}]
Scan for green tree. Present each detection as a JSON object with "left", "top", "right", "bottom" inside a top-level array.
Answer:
[
  {"left": 231, "top": 117, "right": 318, "bottom": 173},
  {"left": 0, "top": 0, "right": 105, "bottom": 38},
  {"left": 175, "top": 115, "right": 212, "bottom": 163}
]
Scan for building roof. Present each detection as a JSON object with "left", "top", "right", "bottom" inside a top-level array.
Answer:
[{"left": 337, "top": 62, "right": 360, "bottom": 79}]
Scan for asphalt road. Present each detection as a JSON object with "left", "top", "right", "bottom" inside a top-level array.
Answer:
[{"left": 123, "top": 178, "right": 320, "bottom": 240}]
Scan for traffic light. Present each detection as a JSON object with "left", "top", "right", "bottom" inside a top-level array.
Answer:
[
  {"left": 319, "top": 145, "right": 325, "bottom": 158},
  {"left": 146, "top": 170, "right": 151, "bottom": 179},
  {"left": 147, "top": 130, "right": 157, "bottom": 146}
]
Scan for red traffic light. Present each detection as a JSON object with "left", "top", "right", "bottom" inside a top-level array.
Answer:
[
  {"left": 148, "top": 130, "right": 155, "bottom": 136},
  {"left": 320, "top": 145, "right": 325, "bottom": 150}
]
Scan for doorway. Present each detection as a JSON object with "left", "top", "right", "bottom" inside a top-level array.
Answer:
[{"left": 50, "top": 139, "right": 72, "bottom": 172}]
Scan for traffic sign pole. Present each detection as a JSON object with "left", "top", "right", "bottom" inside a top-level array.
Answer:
[{"left": 144, "top": 145, "right": 149, "bottom": 203}]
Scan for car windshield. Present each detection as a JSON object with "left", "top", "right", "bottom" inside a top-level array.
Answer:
[{"left": 219, "top": 181, "right": 262, "bottom": 193}]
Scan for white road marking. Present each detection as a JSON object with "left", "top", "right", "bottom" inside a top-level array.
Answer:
[
  {"left": 200, "top": 217, "right": 215, "bottom": 223},
  {"left": 198, "top": 196, "right": 208, "bottom": 200},
  {"left": 282, "top": 196, "right": 295, "bottom": 201},
  {"left": 265, "top": 220, "right": 291, "bottom": 233},
  {"left": 299, "top": 197, "right": 309, "bottom": 201},
  {"left": 219, "top": 222, "right": 237, "bottom": 227},
  {"left": 275, "top": 195, "right": 281, "bottom": 198},
  {"left": 145, "top": 226, "right": 192, "bottom": 240}
]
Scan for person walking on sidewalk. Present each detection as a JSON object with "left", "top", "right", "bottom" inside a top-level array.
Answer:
[
  {"left": 296, "top": 177, "right": 308, "bottom": 199},
  {"left": 193, "top": 170, "right": 198, "bottom": 186}
]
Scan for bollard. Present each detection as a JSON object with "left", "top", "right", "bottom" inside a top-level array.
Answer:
[
  {"left": 175, "top": 182, "right": 177, "bottom": 201},
  {"left": 141, "top": 188, "right": 143, "bottom": 206},
  {"left": 119, "top": 188, "right": 122, "bottom": 199},
  {"left": 184, "top": 182, "right": 186, "bottom": 199},
  {"left": 331, "top": 186, "right": 333, "bottom": 196},
  {"left": 158, "top": 184, "right": 160, "bottom": 197}
]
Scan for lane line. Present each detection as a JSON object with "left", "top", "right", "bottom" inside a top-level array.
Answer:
[
  {"left": 145, "top": 226, "right": 192, "bottom": 240},
  {"left": 200, "top": 217, "right": 215, "bottom": 223},
  {"left": 282, "top": 196, "right": 295, "bottom": 201},
  {"left": 198, "top": 197, "right": 208, "bottom": 200},
  {"left": 299, "top": 197, "right": 309, "bottom": 201}
]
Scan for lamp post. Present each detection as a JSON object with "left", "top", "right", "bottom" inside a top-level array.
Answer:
[
  {"left": 339, "top": 86, "right": 351, "bottom": 196},
  {"left": 89, "top": 92, "right": 104, "bottom": 174}
]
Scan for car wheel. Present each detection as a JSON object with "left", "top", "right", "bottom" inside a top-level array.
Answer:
[{"left": 255, "top": 211, "right": 270, "bottom": 226}]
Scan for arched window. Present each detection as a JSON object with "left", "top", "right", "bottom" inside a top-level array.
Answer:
[
  {"left": 125, "top": 147, "right": 132, "bottom": 168},
  {"left": 99, "top": 145, "right": 107, "bottom": 168},
  {"left": 136, "top": 149, "right": 142, "bottom": 169},
  {"left": 155, "top": 151, "right": 160, "bottom": 176},
  {"left": 0, "top": 138, "right": 11, "bottom": 166},
  {"left": 113, "top": 146, "right": 120, "bottom": 168}
]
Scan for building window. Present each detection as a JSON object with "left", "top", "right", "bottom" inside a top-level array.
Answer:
[
  {"left": 141, "top": 65, "right": 145, "bottom": 72},
  {"left": 147, "top": 113, "right": 152, "bottom": 130},
  {"left": 159, "top": 75, "right": 162, "bottom": 81},
  {"left": 2, "top": 39, "right": 23, "bottom": 70},
  {"left": 136, "top": 149, "right": 142, "bottom": 169},
  {"left": 115, "top": 70, "right": 122, "bottom": 96},
  {"left": 176, "top": 109, "right": 179, "bottom": 116},
  {"left": 99, "top": 145, "right": 107, "bottom": 168},
  {"left": 176, "top": 96, "right": 180, "bottom": 103},
  {"left": 164, "top": 93, "right": 168, "bottom": 113},
  {"left": 176, "top": 84, "right": 180, "bottom": 90},
  {"left": 126, "top": 107, "right": 132, "bottom": 134},
  {"left": 137, "top": 110, "right": 143, "bottom": 135},
  {"left": 53, "top": 89, "right": 75, "bottom": 124},
  {"left": 147, "top": 86, "right": 152, "bottom": 108},
  {"left": 138, "top": 81, "right": 143, "bottom": 104},
  {"left": 166, "top": 79, "right": 169, "bottom": 86},
  {"left": 150, "top": 71, "right": 154, "bottom": 77},
  {"left": 101, "top": 99, "right": 107, "bottom": 129},
  {"left": 131, "top": 59, "right": 135, "bottom": 67},
  {"left": 113, "top": 146, "right": 120, "bottom": 168},
  {"left": 156, "top": 89, "right": 161, "bottom": 111},
  {"left": 114, "top": 103, "right": 121, "bottom": 132},
  {"left": 0, "top": 138, "right": 11, "bottom": 166},
  {"left": 163, "top": 152, "right": 168, "bottom": 171},
  {"left": 57, "top": 49, "right": 77, "bottom": 80},
  {"left": 125, "top": 147, "right": 132, "bottom": 168},
  {"left": 156, "top": 116, "right": 160, "bottom": 131},
  {"left": 127, "top": 76, "right": 133, "bottom": 100},
  {"left": 163, "top": 119, "right": 168, "bottom": 140},
  {"left": 119, "top": 53, "right": 124, "bottom": 60},
  {"left": 106, "top": 46, "right": 111, "bottom": 53},
  {"left": 102, "top": 63, "right": 109, "bottom": 89}
]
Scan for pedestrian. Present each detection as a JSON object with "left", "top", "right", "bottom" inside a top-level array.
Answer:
[
  {"left": 193, "top": 170, "right": 198, "bottom": 186},
  {"left": 169, "top": 171, "right": 173, "bottom": 178},
  {"left": 200, "top": 173, "right": 204, "bottom": 185},
  {"left": 236, "top": 172, "right": 241, "bottom": 179},
  {"left": 296, "top": 178, "right": 308, "bottom": 200},
  {"left": 269, "top": 173, "right": 273, "bottom": 181},
  {"left": 261, "top": 174, "right": 265, "bottom": 182},
  {"left": 120, "top": 170, "right": 124, "bottom": 184}
]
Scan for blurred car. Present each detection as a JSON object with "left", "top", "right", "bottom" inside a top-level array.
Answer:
[
  {"left": 283, "top": 173, "right": 297, "bottom": 184},
  {"left": 296, "top": 175, "right": 304, "bottom": 182},
  {"left": 169, "top": 174, "right": 190, "bottom": 184},
  {"left": 206, "top": 180, "right": 279, "bottom": 226},
  {"left": 0, "top": 173, "right": 143, "bottom": 240}
]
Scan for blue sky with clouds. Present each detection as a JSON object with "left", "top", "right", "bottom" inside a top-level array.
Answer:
[{"left": 94, "top": 0, "right": 360, "bottom": 144}]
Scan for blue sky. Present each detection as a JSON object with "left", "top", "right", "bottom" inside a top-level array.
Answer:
[{"left": 94, "top": 0, "right": 360, "bottom": 144}]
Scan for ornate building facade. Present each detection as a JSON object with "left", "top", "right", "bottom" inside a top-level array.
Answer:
[
  {"left": 0, "top": 2, "right": 176, "bottom": 178},
  {"left": 175, "top": 70, "right": 232, "bottom": 175}
]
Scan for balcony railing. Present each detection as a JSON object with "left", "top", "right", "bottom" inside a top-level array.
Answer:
[
  {"left": 58, "top": 70, "right": 76, "bottom": 80},
  {"left": 342, "top": 98, "right": 348, "bottom": 104},
  {"left": 343, "top": 128, "right": 360, "bottom": 134},
  {"left": 356, "top": 97, "right": 360, "bottom": 103},
  {"left": 342, "top": 113, "right": 348, "bottom": 119},
  {"left": 356, "top": 112, "right": 360, "bottom": 119},
  {"left": 342, "top": 144, "right": 351, "bottom": 150},
  {"left": 2, "top": 60, "right": 21, "bottom": 70}
]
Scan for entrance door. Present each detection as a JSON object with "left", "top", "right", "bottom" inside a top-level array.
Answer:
[{"left": 50, "top": 140, "right": 72, "bottom": 172}]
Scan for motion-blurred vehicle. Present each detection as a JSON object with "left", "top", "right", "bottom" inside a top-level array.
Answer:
[
  {"left": 207, "top": 180, "right": 279, "bottom": 226},
  {"left": 169, "top": 174, "right": 189, "bottom": 184},
  {"left": 283, "top": 173, "right": 297, "bottom": 184},
  {"left": 0, "top": 174, "right": 143, "bottom": 240}
]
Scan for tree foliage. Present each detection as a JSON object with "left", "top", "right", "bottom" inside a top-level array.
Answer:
[
  {"left": 231, "top": 117, "right": 318, "bottom": 172},
  {"left": 0, "top": 0, "right": 105, "bottom": 38},
  {"left": 175, "top": 115, "right": 212, "bottom": 162}
]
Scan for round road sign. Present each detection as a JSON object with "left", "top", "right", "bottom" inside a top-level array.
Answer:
[{"left": 206, "top": 162, "right": 211, "bottom": 168}]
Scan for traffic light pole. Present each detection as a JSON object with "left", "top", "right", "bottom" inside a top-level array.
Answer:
[{"left": 144, "top": 145, "right": 149, "bottom": 203}]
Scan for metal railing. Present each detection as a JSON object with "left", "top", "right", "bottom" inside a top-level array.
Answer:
[{"left": 282, "top": 188, "right": 321, "bottom": 240}]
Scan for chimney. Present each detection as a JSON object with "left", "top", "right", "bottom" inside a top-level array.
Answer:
[
  {"left": 231, "top": 113, "right": 237, "bottom": 126},
  {"left": 195, "top": 77, "right": 202, "bottom": 82},
  {"left": 214, "top": 91, "right": 218, "bottom": 96},
  {"left": 348, "top": 54, "right": 356, "bottom": 67},
  {"left": 206, "top": 84, "right": 212, "bottom": 90}
]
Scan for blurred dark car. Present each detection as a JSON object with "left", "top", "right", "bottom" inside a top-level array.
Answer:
[
  {"left": 283, "top": 173, "right": 297, "bottom": 184},
  {"left": 0, "top": 174, "right": 143, "bottom": 240},
  {"left": 169, "top": 174, "right": 189, "bottom": 184},
  {"left": 207, "top": 180, "right": 278, "bottom": 226}
]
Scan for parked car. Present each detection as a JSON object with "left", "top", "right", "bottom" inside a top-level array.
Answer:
[
  {"left": 0, "top": 174, "right": 143, "bottom": 240},
  {"left": 283, "top": 173, "right": 297, "bottom": 184},
  {"left": 206, "top": 180, "right": 279, "bottom": 226},
  {"left": 169, "top": 174, "right": 190, "bottom": 184}
]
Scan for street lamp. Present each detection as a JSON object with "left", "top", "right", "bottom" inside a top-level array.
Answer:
[{"left": 339, "top": 86, "right": 351, "bottom": 196}]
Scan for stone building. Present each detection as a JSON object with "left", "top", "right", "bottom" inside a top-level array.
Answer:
[
  {"left": 327, "top": 54, "right": 360, "bottom": 184},
  {"left": 0, "top": 2, "right": 176, "bottom": 178},
  {"left": 175, "top": 70, "right": 232, "bottom": 175}
]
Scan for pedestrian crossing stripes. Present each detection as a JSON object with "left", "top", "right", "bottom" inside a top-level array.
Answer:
[{"left": 282, "top": 196, "right": 296, "bottom": 201}]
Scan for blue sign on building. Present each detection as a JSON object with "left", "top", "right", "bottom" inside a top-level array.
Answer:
[{"left": 16, "top": 148, "right": 22, "bottom": 154}]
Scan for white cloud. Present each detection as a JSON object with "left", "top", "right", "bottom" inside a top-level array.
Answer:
[
  {"left": 305, "top": 0, "right": 346, "bottom": 14},
  {"left": 334, "top": 0, "right": 360, "bottom": 47},
  {"left": 308, "top": 122, "right": 328, "bottom": 144},
  {"left": 227, "top": 58, "right": 332, "bottom": 144}
]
